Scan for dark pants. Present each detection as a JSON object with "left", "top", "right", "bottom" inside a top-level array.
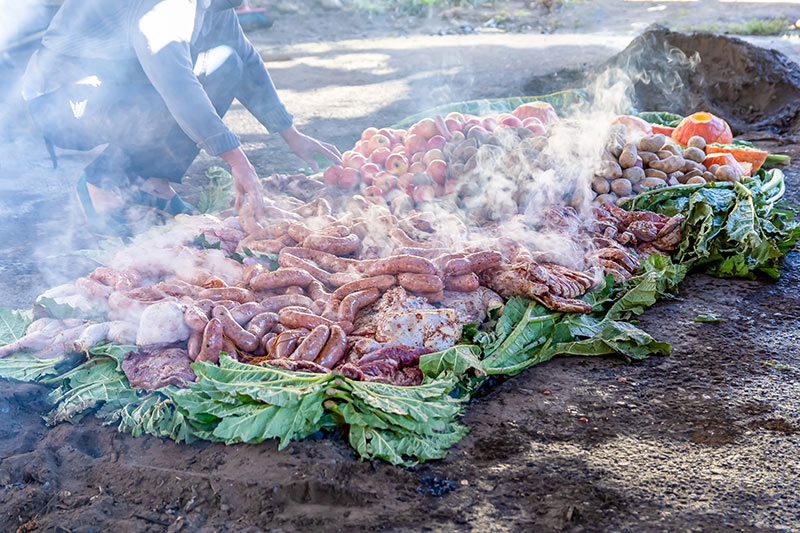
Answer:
[{"left": 28, "top": 46, "right": 244, "bottom": 190}]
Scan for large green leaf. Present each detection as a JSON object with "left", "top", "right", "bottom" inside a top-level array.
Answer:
[
  {"left": 0, "top": 354, "right": 69, "bottom": 382},
  {"left": 419, "top": 345, "right": 484, "bottom": 379},
  {"left": 0, "top": 308, "right": 33, "bottom": 346}
]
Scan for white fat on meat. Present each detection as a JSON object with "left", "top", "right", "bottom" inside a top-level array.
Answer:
[
  {"left": 136, "top": 301, "right": 190, "bottom": 346},
  {"left": 375, "top": 308, "right": 461, "bottom": 352},
  {"left": 439, "top": 287, "right": 504, "bottom": 325}
]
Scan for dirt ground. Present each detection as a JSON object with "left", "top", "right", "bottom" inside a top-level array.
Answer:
[{"left": 2, "top": 1, "right": 800, "bottom": 531}]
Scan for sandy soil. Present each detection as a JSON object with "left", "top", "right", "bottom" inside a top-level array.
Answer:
[{"left": 1, "top": 1, "right": 800, "bottom": 531}]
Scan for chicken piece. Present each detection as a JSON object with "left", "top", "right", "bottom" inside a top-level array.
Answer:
[
  {"left": 480, "top": 267, "right": 549, "bottom": 300},
  {"left": 0, "top": 319, "right": 86, "bottom": 358},
  {"left": 439, "top": 287, "right": 504, "bottom": 325},
  {"left": 136, "top": 301, "right": 191, "bottom": 346},
  {"left": 122, "top": 347, "right": 196, "bottom": 390}
]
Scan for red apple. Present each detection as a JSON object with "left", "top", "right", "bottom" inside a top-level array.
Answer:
[
  {"left": 322, "top": 165, "right": 342, "bottom": 186},
  {"left": 445, "top": 112, "right": 465, "bottom": 124},
  {"left": 338, "top": 167, "right": 360, "bottom": 189},
  {"left": 360, "top": 127, "right": 379, "bottom": 141},
  {"left": 392, "top": 129, "right": 406, "bottom": 143},
  {"left": 342, "top": 151, "right": 367, "bottom": 170},
  {"left": 481, "top": 116, "right": 498, "bottom": 131},
  {"left": 501, "top": 115, "right": 524, "bottom": 128},
  {"left": 444, "top": 118, "right": 462, "bottom": 133},
  {"left": 426, "top": 159, "right": 448, "bottom": 185},
  {"left": 355, "top": 140, "right": 370, "bottom": 156},
  {"left": 444, "top": 178, "right": 459, "bottom": 195},
  {"left": 426, "top": 135, "right": 447, "bottom": 151},
  {"left": 423, "top": 149, "right": 445, "bottom": 166},
  {"left": 465, "top": 117, "right": 481, "bottom": 126},
  {"left": 374, "top": 173, "right": 398, "bottom": 192},
  {"left": 411, "top": 184, "right": 436, "bottom": 204},
  {"left": 408, "top": 161, "right": 426, "bottom": 174},
  {"left": 369, "top": 147, "right": 391, "bottom": 165},
  {"left": 404, "top": 134, "right": 427, "bottom": 155},
  {"left": 360, "top": 162, "right": 380, "bottom": 186},
  {"left": 410, "top": 118, "right": 438, "bottom": 139},
  {"left": 522, "top": 117, "right": 544, "bottom": 128},
  {"left": 368, "top": 134, "right": 391, "bottom": 153},
  {"left": 434, "top": 184, "right": 445, "bottom": 197},
  {"left": 410, "top": 151, "right": 425, "bottom": 164},
  {"left": 385, "top": 153, "right": 409, "bottom": 176},
  {"left": 397, "top": 172, "right": 414, "bottom": 192},
  {"left": 363, "top": 185, "right": 385, "bottom": 203},
  {"left": 512, "top": 102, "right": 559, "bottom": 125},
  {"left": 376, "top": 129, "right": 397, "bottom": 146},
  {"left": 391, "top": 143, "right": 406, "bottom": 154},
  {"left": 526, "top": 123, "right": 546, "bottom": 136}
]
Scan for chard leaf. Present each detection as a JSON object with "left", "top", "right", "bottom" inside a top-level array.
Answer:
[
  {"left": 419, "top": 345, "right": 484, "bottom": 379},
  {"left": 0, "top": 354, "right": 69, "bottom": 382},
  {"left": 345, "top": 376, "right": 462, "bottom": 423},
  {"left": 0, "top": 308, "right": 33, "bottom": 346},
  {"left": 104, "top": 389, "right": 198, "bottom": 443},
  {"left": 482, "top": 303, "right": 561, "bottom": 375}
]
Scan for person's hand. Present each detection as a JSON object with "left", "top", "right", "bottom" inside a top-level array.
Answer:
[
  {"left": 280, "top": 126, "right": 342, "bottom": 172},
  {"left": 219, "top": 147, "right": 265, "bottom": 217}
]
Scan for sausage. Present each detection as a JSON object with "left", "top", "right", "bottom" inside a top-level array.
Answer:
[
  {"left": 242, "top": 263, "right": 266, "bottom": 285},
  {"left": 221, "top": 338, "right": 238, "bottom": 358},
  {"left": 260, "top": 293, "right": 316, "bottom": 313},
  {"left": 410, "top": 289, "right": 444, "bottom": 303},
  {"left": 444, "top": 272, "right": 480, "bottom": 292},
  {"left": 287, "top": 222, "right": 313, "bottom": 242},
  {"left": 229, "top": 302, "right": 267, "bottom": 325},
  {"left": 365, "top": 255, "right": 437, "bottom": 276},
  {"left": 302, "top": 233, "right": 360, "bottom": 255},
  {"left": 329, "top": 272, "right": 362, "bottom": 287},
  {"left": 89, "top": 267, "right": 133, "bottom": 290},
  {"left": 211, "top": 299, "right": 239, "bottom": 310},
  {"left": 467, "top": 251, "right": 503, "bottom": 273},
  {"left": 187, "top": 331, "right": 203, "bottom": 361},
  {"left": 241, "top": 238, "right": 285, "bottom": 254},
  {"left": 332, "top": 275, "right": 395, "bottom": 301},
  {"left": 200, "top": 276, "right": 227, "bottom": 289},
  {"left": 290, "top": 325, "right": 330, "bottom": 361},
  {"left": 183, "top": 305, "right": 210, "bottom": 332},
  {"left": 262, "top": 332, "right": 277, "bottom": 355},
  {"left": 389, "top": 228, "right": 442, "bottom": 249},
  {"left": 308, "top": 280, "right": 332, "bottom": 303},
  {"left": 193, "top": 298, "right": 215, "bottom": 315},
  {"left": 249, "top": 221, "right": 290, "bottom": 240},
  {"left": 197, "top": 318, "right": 224, "bottom": 363},
  {"left": 277, "top": 251, "right": 332, "bottom": 285},
  {"left": 319, "top": 224, "right": 351, "bottom": 238},
  {"left": 273, "top": 330, "right": 306, "bottom": 359},
  {"left": 212, "top": 306, "right": 259, "bottom": 352},
  {"left": 442, "top": 257, "right": 472, "bottom": 276},
  {"left": 337, "top": 288, "right": 380, "bottom": 323},
  {"left": 315, "top": 324, "right": 347, "bottom": 369},
  {"left": 278, "top": 307, "right": 336, "bottom": 330},
  {"left": 281, "top": 247, "right": 362, "bottom": 272},
  {"left": 291, "top": 197, "right": 331, "bottom": 217},
  {"left": 250, "top": 268, "right": 313, "bottom": 291},
  {"left": 397, "top": 273, "right": 444, "bottom": 293},
  {"left": 393, "top": 247, "right": 450, "bottom": 259},
  {"left": 246, "top": 312, "right": 278, "bottom": 338},
  {"left": 197, "top": 287, "right": 254, "bottom": 303}
]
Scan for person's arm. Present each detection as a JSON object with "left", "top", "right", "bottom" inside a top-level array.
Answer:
[
  {"left": 129, "top": 0, "right": 264, "bottom": 212},
  {"left": 209, "top": 10, "right": 342, "bottom": 170}
]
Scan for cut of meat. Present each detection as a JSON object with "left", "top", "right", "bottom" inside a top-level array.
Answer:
[{"left": 122, "top": 347, "right": 196, "bottom": 391}]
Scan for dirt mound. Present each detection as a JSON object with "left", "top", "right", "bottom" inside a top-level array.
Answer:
[{"left": 594, "top": 26, "right": 800, "bottom": 135}]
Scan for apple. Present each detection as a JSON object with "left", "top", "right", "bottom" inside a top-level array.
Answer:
[
  {"left": 322, "top": 165, "right": 342, "bottom": 186},
  {"left": 444, "top": 118, "right": 462, "bottom": 133},
  {"left": 410, "top": 151, "right": 425, "bottom": 164},
  {"left": 611, "top": 115, "right": 653, "bottom": 136},
  {"left": 391, "top": 143, "right": 406, "bottom": 154},
  {"left": 360, "top": 127, "right": 379, "bottom": 141},
  {"left": 360, "top": 162, "right": 381, "bottom": 186},
  {"left": 512, "top": 102, "right": 559, "bottom": 125},
  {"left": 526, "top": 123, "right": 546, "bottom": 136},
  {"left": 450, "top": 131, "right": 465, "bottom": 142},
  {"left": 501, "top": 115, "right": 524, "bottom": 128},
  {"left": 374, "top": 173, "right": 398, "bottom": 192},
  {"left": 369, "top": 147, "right": 391, "bottom": 165},
  {"left": 444, "top": 178, "right": 459, "bottom": 195},
  {"left": 410, "top": 118, "right": 438, "bottom": 139},
  {"left": 385, "top": 153, "right": 409, "bottom": 176},
  {"left": 368, "top": 134, "right": 391, "bottom": 153},
  {"left": 343, "top": 151, "right": 367, "bottom": 170},
  {"left": 464, "top": 117, "right": 481, "bottom": 126},
  {"left": 355, "top": 140, "right": 371, "bottom": 156},
  {"left": 434, "top": 184, "right": 445, "bottom": 197},
  {"left": 376, "top": 129, "right": 397, "bottom": 146},
  {"left": 404, "top": 134, "right": 427, "bottom": 155},
  {"left": 426, "top": 135, "right": 447, "bottom": 151},
  {"left": 397, "top": 172, "right": 414, "bottom": 192},
  {"left": 363, "top": 185, "right": 385, "bottom": 203},
  {"left": 423, "top": 149, "right": 445, "bottom": 166},
  {"left": 338, "top": 167, "right": 360, "bottom": 189},
  {"left": 481, "top": 116, "right": 498, "bottom": 132},
  {"left": 426, "top": 159, "right": 448, "bottom": 185},
  {"left": 393, "top": 129, "right": 407, "bottom": 142},
  {"left": 408, "top": 161, "right": 426, "bottom": 174},
  {"left": 411, "top": 184, "right": 436, "bottom": 204},
  {"left": 445, "top": 112, "right": 465, "bottom": 123},
  {"left": 522, "top": 117, "right": 544, "bottom": 128}
]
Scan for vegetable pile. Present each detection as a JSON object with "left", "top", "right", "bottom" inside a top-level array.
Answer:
[{"left": 1, "top": 95, "right": 798, "bottom": 465}]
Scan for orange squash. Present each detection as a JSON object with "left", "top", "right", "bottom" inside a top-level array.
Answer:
[
  {"left": 704, "top": 153, "right": 747, "bottom": 177},
  {"left": 672, "top": 112, "right": 733, "bottom": 146},
  {"left": 651, "top": 125, "right": 675, "bottom": 136},
  {"left": 704, "top": 144, "right": 768, "bottom": 173}
]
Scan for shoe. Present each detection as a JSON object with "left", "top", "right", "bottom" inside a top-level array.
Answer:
[
  {"left": 75, "top": 174, "right": 132, "bottom": 238},
  {"left": 132, "top": 188, "right": 197, "bottom": 215}
]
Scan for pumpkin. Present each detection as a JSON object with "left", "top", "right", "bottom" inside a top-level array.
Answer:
[
  {"left": 611, "top": 115, "right": 653, "bottom": 136},
  {"left": 704, "top": 153, "right": 747, "bottom": 177},
  {"left": 651, "top": 125, "right": 675, "bottom": 136},
  {"left": 705, "top": 144, "right": 768, "bottom": 173},
  {"left": 672, "top": 112, "right": 733, "bottom": 146},
  {"left": 512, "top": 102, "right": 559, "bottom": 125}
]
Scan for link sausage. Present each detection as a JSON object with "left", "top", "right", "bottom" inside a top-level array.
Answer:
[
  {"left": 197, "top": 287, "right": 254, "bottom": 303},
  {"left": 281, "top": 247, "right": 362, "bottom": 272},
  {"left": 365, "top": 255, "right": 437, "bottom": 276},
  {"left": 246, "top": 312, "right": 278, "bottom": 338},
  {"left": 278, "top": 307, "right": 336, "bottom": 330},
  {"left": 290, "top": 325, "right": 330, "bottom": 361},
  {"left": 444, "top": 272, "right": 480, "bottom": 292},
  {"left": 212, "top": 306, "right": 259, "bottom": 352},
  {"left": 197, "top": 318, "right": 224, "bottom": 363},
  {"left": 250, "top": 268, "right": 313, "bottom": 291},
  {"left": 337, "top": 288, "right": 380, "bottom": 323},
  {"left": 277, "top": 251, "right": 332, "bottom": 285},
  {"left": 467, "top": 251, "right": 504, "bottom": 273},
  {"left": 332, "top": 275, "right": 395, "bottom": 301},
  {"left": 315, "top": 324, "right": 347, "bottom": 369},
  {"left": 307, "top": 280, "right": 332, "bottom": 303},
  {"left": 329, "top": 272, "right": 362, "bottom": 287},
  {"left": 229, "top": 302, "right": 266, "bottom": 325},
  {"left": 183, "top": 305, "right": 210, "bottom": 332},
  {"left": 397, "top": 273, "right": 444, "bottom": 293},
  {"left": 187, "top": 331, "right": 203, "bottom": 361},
  {"left": 273, "top": 330, "right": 306, "bottom": 359},
  {"left": 302, "top": 233, "right": 360, "bottom": 255}
]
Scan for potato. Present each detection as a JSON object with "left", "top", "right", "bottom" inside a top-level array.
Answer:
[
  {"left": 601, "top": 149, "right": 618, "bottom": 162},
  {"left": 687, "top": 176, "right": 707, "bottom": 185},
  {"left": 682, "top": 159, "right": 702, "bottom": 173},
  {"left": 638, "top": 134, "right": 665, "bottom": 153},
  {"left": 708, "top": 163, "right": 720, "bottom": 175},
  {"left": 645, "top": 168, "right": 667, "bottom": 180},
  {"left": 662, "top": 144, "right": 681, "bottom": 156},
  {"left": 667, "top": 175, "right": 680, "bottom": 186},
  {"left": 606, "top": 142, "right": 623, "bottom": 157},
  {"left": 683, "top": 169, "right": 703, "bottom": 180},
  {"left": 683, "top": 146, "right": 706, "bottom": 163},
  {"left": 703, "top": 171, "right": 717, "bottom": 182},
  {"left": 616, "top": 196, "right": 634, "bottom": 207},
  {"left": 715, "top": 165, "right": 740, "bottom": 183},
  {"left": 596, "top": 160, "right": 622, "bottom": 179},
  {"left": 657, "top": 150, "right": 673, "bottom": 160},
  {"left": 595, "top": 193, "right": 618, "bottom": 204},
  {"left": 454, "top": 144, "right": 478, "bottom": 162},
  {"left": 622, "top": 166, "right": 645, "bottom": 184},
  {"left": 618, "top": 143, "right": 639, "bottom": 169},
  {"left": 669, "top": 171, "right": 685, "bottom": 184},
  {"left": 649, "top": 155, "right": 685, "bottom": 174},
  {"left": 610, "top": 178, "right": 633, "bottom": 196},
  {"left": 687, "top": 136, "right": 706, "bottom": 150},
  {"left": 640, "top": 177, "right": 667, "bottom": 189},
  {"left": 591, "top": 176, "right": 611, "bottom": 194},
  {"left": 639, "top": 151, "right": 658, "bottom": 165}
]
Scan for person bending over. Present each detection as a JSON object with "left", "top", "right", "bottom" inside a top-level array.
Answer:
[{"left": 23, "top": 0, "right": 341, "bottom": 235}]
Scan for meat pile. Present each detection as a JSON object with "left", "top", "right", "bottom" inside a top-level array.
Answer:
[{"left": 4, "top": 189, "right": 682, "bottom": 388}]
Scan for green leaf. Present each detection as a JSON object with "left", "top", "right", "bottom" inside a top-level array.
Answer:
[
  {"left": 0, "top": 354, "right": 69, "bottom": 382},
  {"left": 345, "top": 376, "right": 462, "bottom": 423},
  {"left": 70, "top": 237, "right": 126, "bottom": 265},
  {"left": 34, "top": 297, "right": 106, "bottom": 321},
  {"left": 104, "top": 389, "right": 199, "bottom": 443},
  {"left": 637, "top": 111, "right": 683, "bottom": 128},
  {"left": 419, "top": 345, "right": 484, "bottom": 379},
  {"left": 197, "top": 166, "right": 234, "bottom": 214},
  {"left": 0, "top": 308, "right": 33, "bottom": 346},
  {"left": 694, "top": 313, "right": 726, "bottom": 322},
  {"left": 347, "top": 422, "right": 468, "bottom": 466}
]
